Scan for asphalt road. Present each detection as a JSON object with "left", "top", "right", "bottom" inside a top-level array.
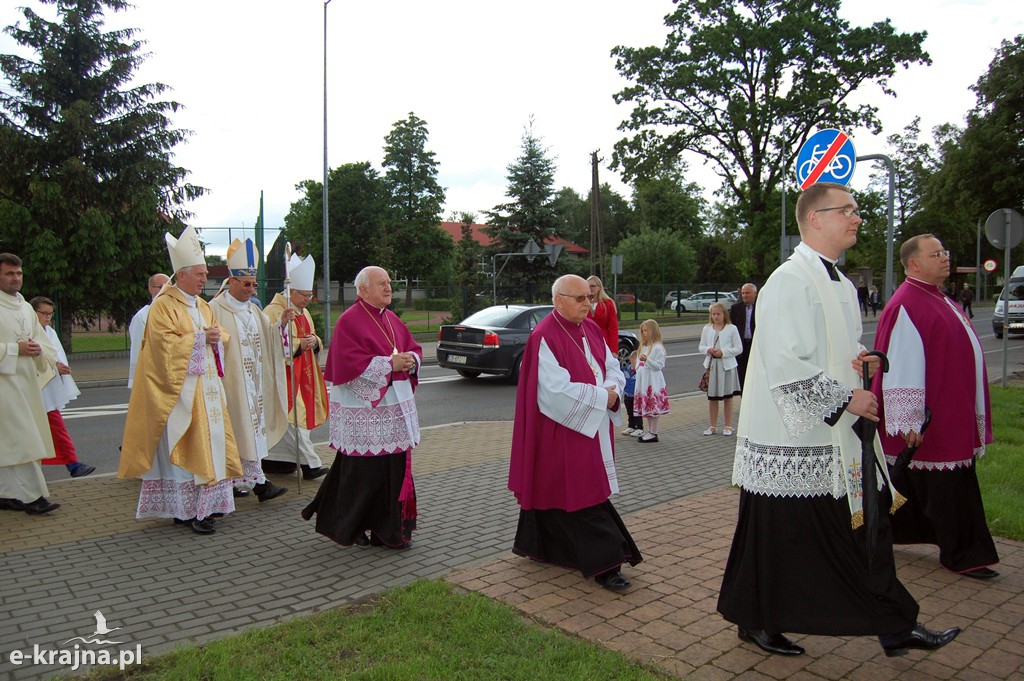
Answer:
[{"left": 49, "top": 309, "right": 1022, "bottom": 482}]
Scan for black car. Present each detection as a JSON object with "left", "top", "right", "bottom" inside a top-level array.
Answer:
[{"left": 436, "top": 304, "right": 639, "bottom": 383}]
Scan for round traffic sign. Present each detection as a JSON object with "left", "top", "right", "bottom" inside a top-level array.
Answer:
[
  {"left": 984, "top": 259, "right": 997, "bottom": 273},
  {"left": 985, "top": 209, "right": 1024, "bottom": 249},
  {"left": 795, "top": 129, "right": 857, "bottom": 189}
]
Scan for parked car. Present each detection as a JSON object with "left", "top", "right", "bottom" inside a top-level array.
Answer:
[
  {"left": 671, "top": 291, "right": 737, "bottom": 312},
  {"left": 614, "top": 293, "right": 637, "bottom": 305},
  {"left": 662, "top": 290, "right": 692, "bottom": 308},
  {"left": 437, "top": 304, "right": 640, "bottom": 382},
  {"left": 993, "top": 265, "right": 1024, "bottom": 339}
]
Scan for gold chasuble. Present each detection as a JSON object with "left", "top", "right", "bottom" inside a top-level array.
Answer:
[
  {"left": 118, "top": 286, "right": 243, "bottom": 482},
  {"left": 264, "top": 293, "right": 328, "bottom": 430}
]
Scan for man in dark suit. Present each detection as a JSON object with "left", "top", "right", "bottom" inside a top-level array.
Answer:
[{"left": 729, "top": 283, "right": 757, "bottom": 391}]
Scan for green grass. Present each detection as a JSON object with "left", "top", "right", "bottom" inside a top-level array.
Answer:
[
  {"left": 77, "top": 581, "right": 666, "bottom": 681},
  {"left": 979, "top": 382, "right": 1024, "bottom": 541}
]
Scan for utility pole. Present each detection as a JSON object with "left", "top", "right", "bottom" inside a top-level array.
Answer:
[{"left": 590, "top": 151, "right": 604, "bottom": 280}]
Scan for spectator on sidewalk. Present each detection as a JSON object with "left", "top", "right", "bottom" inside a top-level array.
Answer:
[
  {"left": 302, "top": 266, "right": 421, "bottom": 549},
  {"left": 699, "top": 302, "right": 742, "bottom": 436},
  {"left": 634, "top": 319, "right": 669, "bottom": 443},
  {"left": 729, "top": 283, "right": 757, "bottom": 390},
  {"left": 959, "top": 282, "right": 974, "bottom": 318},
  {"left": 620, "top": 350, "right": 643, "bottom": 436},
  {"left": 118, "top": 226, "right": 243, "bottom": 535},
  {"left": 717, "top": 182, "right": 960, "bottom": 658},
  {"left": 29, "top": 296, "right": 95, "bottom": 478},
  {"left": 209, "top": 238, "right": 290, "bottom": 503},
  {"left": 0, "top": 252, "right": 61, "bottom": 515},
  {"left": 262, "top": 252, "right": 329, "bottom": 480},
  {"left": 127, "top": 272, "right": 169, "bottom": 389},
  {"left": 869, "top": 284, "right": 882, "bottom": 317},
  {"left": 508, "top": 274, "right": 641, "bottom": 592},
  {"left": 586, "top": 275, "right": 619, "bottom": 356}
]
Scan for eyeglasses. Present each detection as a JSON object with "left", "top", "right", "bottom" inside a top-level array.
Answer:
[
  {"left": 923, "top": 249, "right": 950, "bottom": 260},
  {"left": 557, "top": 293, "right": 590, "bottom": 304},
  {"left": 294, "top": 290, "right": 313, "bottom": 299},
  {"left": 815, "top": 206, "right": 860, "bottom": 218},
  {"left": 36, "top": 311, "right": 53, "bottom": 318}
]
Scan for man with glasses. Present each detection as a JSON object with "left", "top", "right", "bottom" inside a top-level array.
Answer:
[
  {"left": 210, "top": 239, "right": 290, "bottom": 503},
  {"left": 0, "top": 253, "right": 61, "bottom": 515},
  {"left": 718, "top": 183, "right": 960, "bottom": 658},
  {"left": 508, "top": 275, "right": 641, "bottom": 592},
  {"left": 263, "top": 253, "right": 329, "bottom": 480},
  {"left": 872, "top": 234, "right": 998, "bottom": 580}
]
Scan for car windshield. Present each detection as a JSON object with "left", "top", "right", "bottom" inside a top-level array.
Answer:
[
  {"left": 459, "top": 307, "right": 525, "bottom": 327},
  {"left": 1004, "top": 283, "right": 1024, "bottom": 301}
]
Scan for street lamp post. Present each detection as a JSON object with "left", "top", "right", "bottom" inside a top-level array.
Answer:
[
  {"left": 780, "top": 98, "right": 830, "bottom": 265},
  {"left": 322, "top": 0, "right": 332, "bottom": 345}
]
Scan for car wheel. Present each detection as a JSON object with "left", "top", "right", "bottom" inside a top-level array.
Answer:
[
  {"left": 509, "top": 356, "right": 523, "bottom": 385},
  {"left": 995, "top": 331, "right": 1003, "bottom": 339},
  {"left": 457, "top": 369, "right": 481, "bottom": 379}
]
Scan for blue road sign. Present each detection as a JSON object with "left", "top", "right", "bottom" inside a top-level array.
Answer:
[{"left": 795, "top": 129, "right": 856, "bottom": 189}]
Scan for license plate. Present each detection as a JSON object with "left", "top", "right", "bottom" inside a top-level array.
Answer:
[
  {"left": 448, "top": 354, "right": 467, "bottom": 364},
  {"left": 1009, "top": 323, "right": 1024, "bottom": 330}
]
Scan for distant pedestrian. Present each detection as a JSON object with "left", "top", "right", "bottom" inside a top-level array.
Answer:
[
  {"left": 634, "top": 319, "right": 669, "bottom": 443},
  {"left": 869, "top": 285, "right": 882, "bottom": 317},
  {"left": 728, "top": 283, "right": 757, "bottom": 390},
  {"left": 29, "top": 296, "right": 95, "bottom": 478},
  {"left": 699, "top": 302, "right": 742, "bottom": 436},
  {"left": 620, "top": 351, "right": 643, "bottom": 436},
  {"left": 959, "top": 282, "right": 974, "bottom": 318},
  {"left": 127, "top": 272, "right": 169, "bottom": 389},
  {"left": 858, "top": 278, "right": 869, "bottom": 316}
]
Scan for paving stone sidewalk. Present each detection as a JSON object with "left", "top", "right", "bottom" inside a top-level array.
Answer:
[{"left": 1, "top": 392, "right": 1021, "bottom": 680}]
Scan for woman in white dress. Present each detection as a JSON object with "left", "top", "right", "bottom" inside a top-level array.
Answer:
[
  {"left": 698, "top": 302, "right": 742, "bottom": 435},
  {"left": 634, "top": 319, "right": 670, "bottom": 443}
]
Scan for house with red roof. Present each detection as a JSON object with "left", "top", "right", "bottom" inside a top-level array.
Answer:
[{"left": 438, "top": 222, "right": 588, "bottom": 257}]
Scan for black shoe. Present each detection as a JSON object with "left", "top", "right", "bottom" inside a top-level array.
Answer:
[
  {"left": 595, "top": 570, "right": 631, "bottom": 592},
  {"left": 190, "top": 518, "right": 216, "bottom": 534},
  {"left": 353, "top": 533, "right": 370, "bottom": 547},
  {"left": 961, "top": 567, "right": 999, "bottom": 579},
  {"left": 0, "top": 498, "right": 25, "bottom": 511},
  {"left": 253, "top": 482, "right": 287, "bottom": 503},
  {"left": 881, "top": 623, "right": 960, "bottom": 657},
  {"left": 69, "top": 463, "right": 96, "bottom": 478},
  {"left": 301, "top": 465, "right": 329, "bottom": 480},
  {"left": 637, "top": 433, "right": 659, "bottom": 443},
  {"left": 738, "top": 628, "right": 805, "bottom": 656},
  {"left": 232, "top": 487, "right": 251, "bottom": 498},
  {"left": 23, "top": 497, "right": 61, "bottom": 515}
]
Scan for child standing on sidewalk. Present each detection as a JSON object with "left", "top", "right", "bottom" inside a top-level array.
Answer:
[
  {"left": 621, "top": 351, "right": 644, "bottom": 436},
  {"left": 635, "top": 319, "right": 670, "bottom": 443},
  {"left": 699, "top": 302, "right": 742, "bottom": 436}
]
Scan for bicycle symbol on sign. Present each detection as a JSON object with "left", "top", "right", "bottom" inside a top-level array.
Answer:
[{"left": 797, "top": 143, "right": 853, "bottom": 185}]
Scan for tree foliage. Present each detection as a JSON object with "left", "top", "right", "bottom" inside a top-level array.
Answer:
[
  {"left": 381, "top": 112, "right": 450, "bottom": 304},
  {"left": 615, "top": 229, "right": 697, "bottom": 288},
  {"left": 628, "top": 160, "right": 708, "bottom": 241},
  {"left": 447, "top": 211, "right": 484, "bottom": 321},
  {"left": 484, "top": 118, "right": 560, "bottom": 290},
  {"left": 281, "top": 162, "right": 390, "bottom": 289},
  {"left": 611, "top": 0, "right": 930, "bottom": 275},
  {"left": 0, "top": 0, "right": 204, "bottom": 338}
]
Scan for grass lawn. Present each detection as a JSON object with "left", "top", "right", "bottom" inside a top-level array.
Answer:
[
  {"left": 979, "top": 381, "right": 1024, "bottom": 541},
  {"left": 78, "top": 581, "right": 666, "bottom": 681}
]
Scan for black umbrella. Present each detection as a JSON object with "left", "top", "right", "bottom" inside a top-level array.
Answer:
[
  {"left": 853, "top": 350, "right": 888, "bottom": 572},
  {"left": 889, "top": 407, "right": 932, "bottom": 491}
]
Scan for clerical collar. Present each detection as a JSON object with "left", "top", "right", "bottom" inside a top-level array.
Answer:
[
  {"left": 222, "top": 292, "right": 249, "bottom": 312},
  {"left": 357, "top": 297, "right": 386, "bottom": 315},
  {"left": 553, "top": 309, "right": 582, "bottom": 327},
  {"left": 905, "top": 276, "right": 940, "bottom": 292},
  {"left": 175, "top": 286, "right": 198, "bottom": 307}
]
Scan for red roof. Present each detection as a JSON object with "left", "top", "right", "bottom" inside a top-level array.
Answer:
[{"left": 439, "top": 222, "right": 588, "bottom": 255}]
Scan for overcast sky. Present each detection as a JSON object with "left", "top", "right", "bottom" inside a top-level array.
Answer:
[{"left": 2, "top": 1, "right": 1021, "bottom": 256}]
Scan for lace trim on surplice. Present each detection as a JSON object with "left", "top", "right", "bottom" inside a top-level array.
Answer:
[
  {"left": 136, "top": 478, "right": 235, "bottom": 521},
  {"left": 881, "top": 387, "right": 926, "bottom": 436},
  {"left": 347, "top": 356, "right": 392, "bottom": 403},
  {"left": 770, "top": 371, "right": 850, "bottom": 439},
  {"left": 329, "top": 398, "right": 420, "bottom": 456},
  {"left": 732, "top": 436, "right": 846, "bottom": 499}
]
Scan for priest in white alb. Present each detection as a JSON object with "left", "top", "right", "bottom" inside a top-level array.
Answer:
[
  {"left": 118, "top": 226, "right": 243, "bottom": 535},
  {"left": 210, "top": 238, "right": 290, "bottom": 503},
  {"left": 508, "top": 274, "right": 641, "bottom": 592}
]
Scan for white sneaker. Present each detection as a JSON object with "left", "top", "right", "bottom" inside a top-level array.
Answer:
[{"left": 621, "top": 427, "right": 636, "bottom": 436}]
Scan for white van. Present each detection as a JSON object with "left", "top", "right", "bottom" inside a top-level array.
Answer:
[{"left": 993, "top": 265, "right": 1024, "bottom": 338}]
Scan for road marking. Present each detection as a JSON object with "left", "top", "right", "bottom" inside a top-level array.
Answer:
[{"left": 63, "top": 404, "right": 129, "bottom": 419}]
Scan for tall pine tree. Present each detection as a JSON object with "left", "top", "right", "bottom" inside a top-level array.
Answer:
[{"left": 0, "top": 0, "right": 203, "bottom": 343}]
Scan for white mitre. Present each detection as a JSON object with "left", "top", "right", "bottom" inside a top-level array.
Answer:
[
  {"left": 288, "top": 253, "right": 316, "bottom": 291},
  {"left": 226, "top": 238, "right": 259, "bottom": 277},
  {"left": 165, "top": 225, "right": 205, "bottom": 273}
]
